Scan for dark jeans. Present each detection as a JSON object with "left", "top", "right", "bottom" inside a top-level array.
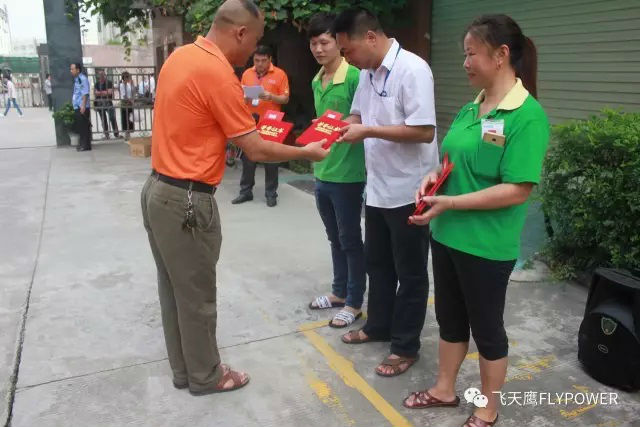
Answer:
[
  {"left": 431, "top": 237, "right": 516, "bottom": 361},
  {"left": 121, "top": 105, "right": 134, "bottom": 133},
  {"left": 74, "top": 108, "right": 91, "bottom": 149},
  {"left": 315, "top": 180, "right": 366, "bottom": 309},
  {"left": 362, "top": 204, "right": 430, "bottom": 357},
  {"left": 97, "top": 104, "right": 119, "bottom": 135},
  {"left": 240, "top": 153, "right": 278, "bottom": 199},
  {"left": 47, "top": 94, "right": 53, "bottom": 111}
]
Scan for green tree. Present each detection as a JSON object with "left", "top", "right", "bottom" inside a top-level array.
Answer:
[{"left": 74, "top": 0, "right": 409, "bottom": 53}]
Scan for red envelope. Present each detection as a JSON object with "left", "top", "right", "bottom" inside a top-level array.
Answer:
[
  {"left": 257, "top": 118, "right": 294, "bottom": 144},
  {"left": 263, "top": 110, "right": 285, "bottom": 121},
  {"left": 409, "top": 153, "right": 455, "bottom": 223},
  {"left": 296, "top": 116, "right": 348, "bottom": 149}
]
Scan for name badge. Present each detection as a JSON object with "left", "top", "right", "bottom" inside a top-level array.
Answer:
[
  {"left": 482, "top": 132, "right": 505, "bottom": 147},
  {"left": 481, "top": 118, "right": 504, "bottom": 136}
]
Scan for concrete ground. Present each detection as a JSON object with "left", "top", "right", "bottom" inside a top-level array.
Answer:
[{"left": 1, "top": 109, "right": 639, "bottom": 427}]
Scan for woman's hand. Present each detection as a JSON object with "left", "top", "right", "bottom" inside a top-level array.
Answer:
[
  {"left": 409, "top": 195, "right": 455, "bottom": 225},
  {"left": 415, "top": 169, "right": 441, "bottom": 205}
]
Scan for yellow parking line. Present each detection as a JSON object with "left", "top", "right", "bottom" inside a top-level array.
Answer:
[
  {"left": 300, "top": 326, "right": 413, "bottom": 427},
  {"left": 298, "top": 319, "right": 329, "bottom": 331},
  {"left": 306, "top": 370, "right": 357, "bottom": 426}
]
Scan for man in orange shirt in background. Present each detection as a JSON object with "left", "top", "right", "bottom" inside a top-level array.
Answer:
[
  {"left": 141, "top": 0, "right": 327, "bottom": 396},
  {"left": 233, "top": 45, "right": 290, "bottom": 207}
]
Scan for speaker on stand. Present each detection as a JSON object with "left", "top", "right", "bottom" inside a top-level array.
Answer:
[{"left": 578, "top": 268, "right": 640, "bottom": 391}]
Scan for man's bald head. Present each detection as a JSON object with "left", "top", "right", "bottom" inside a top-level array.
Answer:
[
  {"left": 214, "top": 0, "right": 262, "bottom": 29},
  {"left": 208, "top": 0, "right": 265, "bottom": 67}
]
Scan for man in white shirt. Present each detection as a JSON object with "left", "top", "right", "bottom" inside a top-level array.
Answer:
[
  {"left": 1, "top": 75, "right": 24, "bottom": 117},
  {"left": 334, "top": 8, "right": 439, "bottom": 377}
]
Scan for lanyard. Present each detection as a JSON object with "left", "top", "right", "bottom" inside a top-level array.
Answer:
[{"left": 369, "top": 44, "right": 402, "bottom": 97}]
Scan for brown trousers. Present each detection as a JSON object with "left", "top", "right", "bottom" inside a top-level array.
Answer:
[{"left": 141, "top": 174, "right": 223, "bottom": 392}]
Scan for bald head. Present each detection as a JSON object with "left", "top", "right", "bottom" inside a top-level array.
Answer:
[
  {"left": 207, "top": 0, "right": 265, "bottom": 67},
  {"left": 214, "top": 0, "right": 262, "bottom": 28}
]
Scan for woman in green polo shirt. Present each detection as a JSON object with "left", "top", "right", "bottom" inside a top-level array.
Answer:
[
  {"left": 403, "top": 15, "right": 549, "bottom": 427},
  {"left": 305, "top": 13, "right": 367, "bottom": 328}
]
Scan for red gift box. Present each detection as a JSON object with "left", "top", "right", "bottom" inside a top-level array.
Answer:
[
  {"left": 296, "top": 116, "right": 348, "bottom": 149},
  {"left": 257, "top": 118, "right": 294, "bottom": 144}
]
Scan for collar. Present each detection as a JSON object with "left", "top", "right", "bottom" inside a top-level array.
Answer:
[
  {"left": 473, "top": 78, "right": 529, "bottom": 111},
  {"left": 194, "top": 36, "right": 233, "bottom": 69},
  {"left": 379, "top": 38, "right": 400, "bottom": 71},
  {"left": 253, "top": 63, "right": 275, "bottom": 78},
  {"left": 313, "top": 57, "right": 350, "bottom": 85}
]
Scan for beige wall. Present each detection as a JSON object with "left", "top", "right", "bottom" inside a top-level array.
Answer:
[{"left": 82, "top": 44, "right": 154, "bottom": 67}]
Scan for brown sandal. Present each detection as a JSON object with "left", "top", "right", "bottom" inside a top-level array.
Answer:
[
  {"left": 375, "top": 355, "right": 419, "bottom": 377},
  {"left": 402, "top": 390, "right": 460, "bottom": 409},
  {"left": 189, "top": 364, "right": 250, "bottom": 396},
  {"left": 341, "top": 329, "right": 377, "bottom": 344},
  {"left": 463, "top": 413, "right": 499, "bottom": 427}
]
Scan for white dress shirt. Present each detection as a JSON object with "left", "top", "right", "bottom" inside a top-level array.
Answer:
[
  {"left": 120, "top": 82, "right": 134, "bottom": 100},
  {"left": 351, "top": 39, "right": 439, "bottom": 209}
]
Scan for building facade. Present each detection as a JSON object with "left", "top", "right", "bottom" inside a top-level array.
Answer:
[
  {"left": 0, "top": 3, "right": 11, "bottom": 55},
  {"left": 429, "top": 0, "right": 640, "bottom": 136}
]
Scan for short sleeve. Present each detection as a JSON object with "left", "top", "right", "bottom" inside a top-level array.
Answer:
[
  {"left": 81, "top": 76, "right": 90, "bottom": 96},
  {"left": 501, "top": 118, "right": 550, "bottom": 184},
  {"left": 350, "top": 70, "right": 366, "bottom": 116},
  {"left": 207, "top": 80, "right": 256, "bottom": 138},
  {"left": 279, "top": 72, "right": 289, "bottom": 96},
  {"left": 400, "top": 65, "right": 436, "bottom": 127}
]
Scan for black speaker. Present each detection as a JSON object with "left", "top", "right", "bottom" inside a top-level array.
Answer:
[{"left": 578, "top": 268, "right": 640, "bottom": 391}]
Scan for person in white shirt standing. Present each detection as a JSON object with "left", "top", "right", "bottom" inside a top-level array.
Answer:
[
  {"left": 45, "top": 74, "right": 53, "bottom": 111},
  {"left": 334, "top": 8, "right": 439, "bottom": 378},
  {"left": 1, "top": 75, "right": 24, "bottom": 117}
]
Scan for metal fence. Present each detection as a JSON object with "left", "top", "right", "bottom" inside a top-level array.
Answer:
[
  {"left": 0, "top": 73, "right": 46, "bottom": 108},
  {"left": 85, "top": 66, "right": 156, "bottom": 141}
]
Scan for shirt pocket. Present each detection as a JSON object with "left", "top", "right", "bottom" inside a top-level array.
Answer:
[
  {"left": 474, "top": 140, "right": 505, "bottom": 179},
  {"left": 373, "top": 96, "right": 402, "bottom": 125}
]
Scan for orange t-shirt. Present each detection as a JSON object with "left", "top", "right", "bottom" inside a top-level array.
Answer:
[
  {"left": 241, "top": 64, "right": 290, "bottom": 120},
  {"left": 152, "top": 36, "right": 256, "bottom": 185}
]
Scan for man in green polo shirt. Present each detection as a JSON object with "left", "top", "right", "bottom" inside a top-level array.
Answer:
[{"left": 306, "top": 13, "right": 367, "bottom": 329}]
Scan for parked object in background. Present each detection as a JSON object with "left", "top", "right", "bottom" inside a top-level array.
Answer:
[
  {"left": 578, "top": 268, "right": 640, "bottom": 391},
  {"left": 128, "top": 137, "right": 151, "bottom": 158}
]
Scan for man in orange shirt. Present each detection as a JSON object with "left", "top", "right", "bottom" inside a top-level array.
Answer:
[
  {"left": 233, "top": 45, "right": 290, "bottom": 207},
  {"left": 141, "top": 0, "right": 327, "bottom": 396}
]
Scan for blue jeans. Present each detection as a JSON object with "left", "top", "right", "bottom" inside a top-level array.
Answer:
[
  {"left": 4, "top": 98, "right": 23, "bottom": 116},
  {"left": 315, "top": 179, "right": 366, "bottom": 309}
]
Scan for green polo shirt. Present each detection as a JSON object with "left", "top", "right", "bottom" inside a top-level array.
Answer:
[
  {"left": 312, "top": 58, "right": 365, "bottom": 183},
  {"left": 431, "top": 79, "right": 550, "bottom": 261}
]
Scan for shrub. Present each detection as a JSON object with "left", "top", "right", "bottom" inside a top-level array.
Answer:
[
  {"left": 52, "top": 103, "right": 76, "bottom": 127},
  {"left": 541, "top": 109, "right": 640, "bottom": 279}
]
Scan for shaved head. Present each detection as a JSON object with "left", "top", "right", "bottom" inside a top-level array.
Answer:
[
  {"left": 214, "top": 0, "right": 262, "bottom": 28},
  {"left": 207, "top": 0, "right": 265, "bottom": 67}
]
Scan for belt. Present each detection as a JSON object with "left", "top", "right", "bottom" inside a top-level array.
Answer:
[{"left": 151, "top": 170, "right": 217, "bottom": 194}]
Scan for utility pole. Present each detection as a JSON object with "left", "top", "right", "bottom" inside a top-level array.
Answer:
[{"left": 43, "top": 0, "right": 83, "bottom": 146}]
